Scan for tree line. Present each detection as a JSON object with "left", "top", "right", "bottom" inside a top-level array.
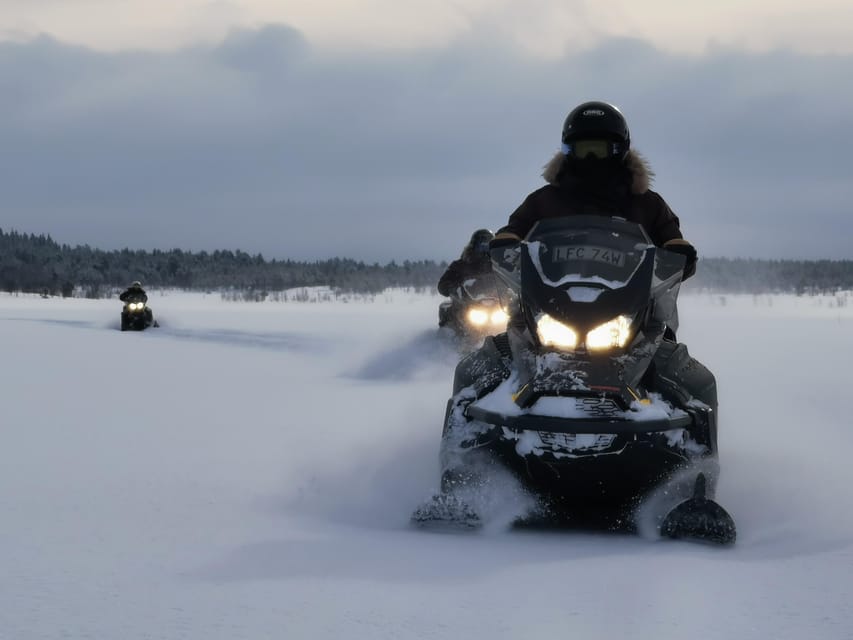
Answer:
[
  {"left": 0, "top": 228, "right": 445, "bottom": 297},
  {"left": 1, "top": 227, "right": 851, "bottom": 298},
  {"left": 686, "top": 257, "right": 853, "bottom": 295}
]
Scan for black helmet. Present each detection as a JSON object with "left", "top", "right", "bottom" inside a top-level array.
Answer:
[
  {"left": 561, "top": 101, "right": 630, "bottom": 159},
  {"left": 131, "top": 281, "right": 142, "bottom": 288},
  {"left": 468, "top": 229, "right": 494, "bottom": 257}
]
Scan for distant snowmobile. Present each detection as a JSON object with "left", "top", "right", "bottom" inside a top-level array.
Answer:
[
  {"left": 438, "top": 274, "right": 512, "bottom": 349},
  {"left": 413, "top": 215, "right": 736, "bottom": 545},
  {"left": 120, "top": 295, "right": 157, "bottom": 331}
]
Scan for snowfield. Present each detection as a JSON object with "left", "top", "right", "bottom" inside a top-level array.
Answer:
[{"left": 2, "top": 289, "right": 852, "bottom": 639}]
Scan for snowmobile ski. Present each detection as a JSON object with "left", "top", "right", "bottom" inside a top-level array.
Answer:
[
  {"left": 660, "top": 473, "right": 736, "bottom": 545},
  {"left": 410, "top": 493, "right": 482, "bottom": 531}
]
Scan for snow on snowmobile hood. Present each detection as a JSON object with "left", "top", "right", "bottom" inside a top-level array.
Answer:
[{"left": 472, "top": 371, "right": 690, "bottom": 423}]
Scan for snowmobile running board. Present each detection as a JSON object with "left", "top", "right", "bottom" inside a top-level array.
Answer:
[{"left": 465, "top": 405, "right": 693, "bottom": 435}]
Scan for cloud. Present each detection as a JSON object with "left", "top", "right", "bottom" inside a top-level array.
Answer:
[
  {"left": 0, "top": 26, "right": 851, "bottom": 261},
  {"left": 5, "top": 1, "right": 853, "bottom": 56}
]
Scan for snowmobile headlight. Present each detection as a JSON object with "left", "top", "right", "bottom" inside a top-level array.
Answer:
[
  {"left": 490, "top": 309, "right": 509, "bottom": 326},
  {"left": 128, "top": 302, "right": 142, "bottom": 311},
  {"left": 467, "top": 308, "right": 490, "bottom": 326},
  {"left": 586, "top": 315, "right": 633, "bottom": 351},
  {"left": 536, "top": 313, "right": 578, "bottom": 349}
]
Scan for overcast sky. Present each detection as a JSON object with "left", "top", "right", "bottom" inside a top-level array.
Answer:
[{"left": 1, "top": 1, "right": 852, "bottom": 261}]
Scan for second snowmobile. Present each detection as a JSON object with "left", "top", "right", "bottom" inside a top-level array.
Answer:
[{"left": 438, "top": 273, "right": 512, "bottom": 349}]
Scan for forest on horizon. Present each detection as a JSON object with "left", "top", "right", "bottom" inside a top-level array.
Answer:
[{"left": 2, "top": 227, "right": 852, "bottom": 298}]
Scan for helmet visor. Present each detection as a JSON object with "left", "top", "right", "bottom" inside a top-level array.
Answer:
[{"left": 569, "top": 139, "right": 612, "bottom": 159}]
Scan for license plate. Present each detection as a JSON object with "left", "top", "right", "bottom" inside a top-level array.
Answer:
[{"left": 552, "top": 245, "right": 626, "bottom": 267}]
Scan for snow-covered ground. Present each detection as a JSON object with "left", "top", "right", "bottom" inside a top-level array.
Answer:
[{"left": 2, "top": 289, "right": 852, "bottom": 639}]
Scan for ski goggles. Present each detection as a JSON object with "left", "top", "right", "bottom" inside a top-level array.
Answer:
[{"left": 561, "top": 139, "right": 619, "bottom": 159}]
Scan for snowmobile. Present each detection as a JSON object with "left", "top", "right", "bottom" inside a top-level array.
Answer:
[
  {"left": 414, "top": 215, "right": 736, "bottom": 545},
  {"left": 438, "top": 274, "right": 512, "bottom": 349},
  {"left": 120, "top": 296, "right": 157, "bottom": 331}
]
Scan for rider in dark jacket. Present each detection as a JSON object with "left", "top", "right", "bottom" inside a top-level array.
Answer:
[
  {"left": 119, "top": 281, "right": 148, "bottom": 303},
  {"left": 437, "top": 229, "right": 495, "bottom": 297},
  {"left": 493, "top": 101, "right": 697, "bottom": 279}
]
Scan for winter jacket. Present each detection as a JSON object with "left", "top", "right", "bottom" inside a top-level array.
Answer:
[
  {"left": 498, "top": 149, "right": 688, "bottom": 248},
  {"left": 437, "top": 255, "right": 493, "bottom": 297},
  {"left": 120, "top": 287, "right": 148, "bottom": 304}
]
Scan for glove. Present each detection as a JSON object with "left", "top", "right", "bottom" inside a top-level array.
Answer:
[
  {"left": 663, "top": 239, "right": 697, "bottom": 280},
  {"left": 488, "top": 232, "right": 521, "bottom": 250}
]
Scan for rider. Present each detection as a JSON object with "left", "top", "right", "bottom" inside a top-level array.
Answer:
[
  {"left": 119, "top": 281, "right": 148, "bottom": 304},
  {"left": 437, "top": 229, "right": 495, "bottom": 297},
  {"left": 492, "top": 101, "right": 697, "bottom": 279}
]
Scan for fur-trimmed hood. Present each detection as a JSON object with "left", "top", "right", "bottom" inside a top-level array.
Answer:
[{"left": 541, "top": 148, "right": 654, "bottom": 195}]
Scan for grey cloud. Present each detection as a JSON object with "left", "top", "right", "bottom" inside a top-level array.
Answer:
[
  {"left": 0, "top": 28, "right": 851, "bottom": 261},
  {"left": 212, "top": 23, "right": 308, "bottom": 71}
]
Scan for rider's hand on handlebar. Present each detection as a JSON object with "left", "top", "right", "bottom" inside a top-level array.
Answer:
[
  {"left": 489, "top": 232, "right": 521, "bottom": 250},
  {"left": 663, "top": 239, "right": 697, "bottom": 280}
]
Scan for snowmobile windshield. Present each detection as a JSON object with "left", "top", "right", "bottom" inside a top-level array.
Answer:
[
  {"left": 519, "top": 216, "right": 660, "bottom": 338},
  {"left": 525, "top": 216, "right": 651, "bottom": 289},
  {"left": 459, "top": 273, "right": 506, "bottom": 303}
]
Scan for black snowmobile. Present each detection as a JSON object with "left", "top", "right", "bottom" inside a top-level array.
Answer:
[
  {"left": 438, "top": 274, "right": 512, "bottom": 348},
  {"left": 120, "top": 295, "right": 156, "bottom": 331},
  {"left": 414, "top": 216, "right": 736, "bottom": 545}
]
